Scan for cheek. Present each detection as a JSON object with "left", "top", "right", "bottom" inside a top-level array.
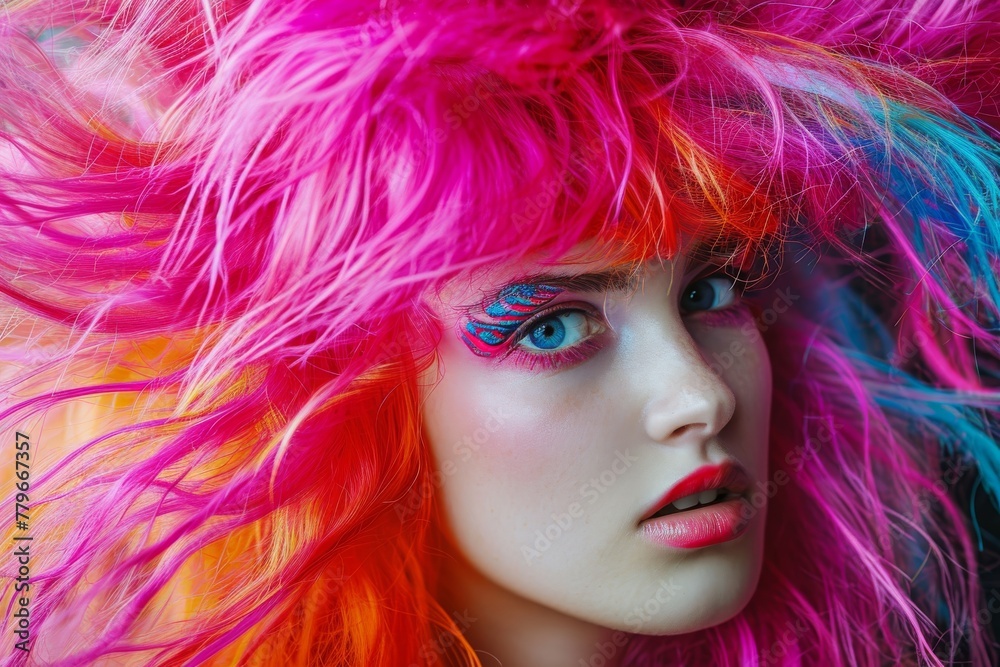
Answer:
[
  {"left": 722, "top": 330, "right": 771, "bottom": 415},
  {"left": 420, "top": 341, "right": 600, "bottom": 499},
  {"left": 419, "top": 340, "right": 622, "bottom": 564},
  {"left": 693, "top": 311, "right": 772, "bottom": 411}
]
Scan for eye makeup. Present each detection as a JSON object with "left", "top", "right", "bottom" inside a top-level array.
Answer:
[
  {"left": 677, "top": 262, "right": 761, "bottom": 329},
  {"left": 456, "top": 265, "right": 642, "bottom": 359},
  {"left": 460, "top": 283, "right": 565, "bottom": 357},
  {"left": 687, "top": 300, "right": 756, "bottom": 328},
  {"left": 496, "top": 309, "right": 610, "bottom": 372}
]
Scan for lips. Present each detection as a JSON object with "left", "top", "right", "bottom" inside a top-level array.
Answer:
[{"left": 639, "top": 461, "right": 751, "bottom": 524}]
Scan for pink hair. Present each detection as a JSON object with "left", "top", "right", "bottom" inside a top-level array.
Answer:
[{"left": 1, "top": 0, "right": 1000, "bottom": 664}]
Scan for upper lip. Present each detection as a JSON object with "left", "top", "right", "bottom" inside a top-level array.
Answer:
[{"left": 639, "top": 461, "right": 751, "bottom": 523}]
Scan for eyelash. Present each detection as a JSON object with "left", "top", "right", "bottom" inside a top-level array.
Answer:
[
  {"left": 497, "top": 302, "right": 609, "bottom": 372},
  {"left": 499, "top": 267, "right": 751, "bottom": 371}
]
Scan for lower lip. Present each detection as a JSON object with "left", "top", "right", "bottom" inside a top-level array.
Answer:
[{"left": 639, "top": 497, "right": 752, "bottom": 549}]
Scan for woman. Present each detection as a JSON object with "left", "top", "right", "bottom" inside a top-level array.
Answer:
[{"left": 2, "top": 0, "right": 1000, "bottom": 664}]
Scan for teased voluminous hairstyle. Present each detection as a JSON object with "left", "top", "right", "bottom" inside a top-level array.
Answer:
[{"left": 1, "top": 0, "right": 1000, "bottom": 664}]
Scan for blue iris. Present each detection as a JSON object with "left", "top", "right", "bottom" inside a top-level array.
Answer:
[
  {"left": 526, "top": 317, "right": 566, "bottom": 349},
  {"left": 682, "top": 279, "right": 717, "bottom": 311}
]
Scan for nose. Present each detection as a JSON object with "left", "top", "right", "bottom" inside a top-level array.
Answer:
[{"left": 639, "top": 323, "right": 738, "bottom": 446}]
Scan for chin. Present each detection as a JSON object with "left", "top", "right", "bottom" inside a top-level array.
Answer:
[
  {"left": 629, "top": 591, "right": 756, "bottom": 636},
  {"left": 619, "top": 547, "right": 764, "bottom": 636}
]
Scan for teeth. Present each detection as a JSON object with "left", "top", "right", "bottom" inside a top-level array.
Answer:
[
  {"left": 671, "top": 494, "right": 699, "bottom": 510},
  {"left": 649, "top": 487, "right": 738, "bottom": 519},
  {"left": 666, "top": 488, "right": 730, "bottom": 513}
]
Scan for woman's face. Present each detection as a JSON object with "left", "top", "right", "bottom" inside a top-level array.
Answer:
[{"left": 418, "top": 239, "right": 772, "bottom": 635}]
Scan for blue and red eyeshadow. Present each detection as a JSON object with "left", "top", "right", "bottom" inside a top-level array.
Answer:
[{"left": 459, "top": 283, "right": 565, "bottom": 358}]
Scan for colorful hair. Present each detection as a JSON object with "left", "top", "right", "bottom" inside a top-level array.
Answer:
[{"left": 2, "top": 0, "right": 1000, "bottom": 664}]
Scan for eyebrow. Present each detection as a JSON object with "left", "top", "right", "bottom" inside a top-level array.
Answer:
[{"left": 468, "top": 263, "right": 645, "bottom": 314}]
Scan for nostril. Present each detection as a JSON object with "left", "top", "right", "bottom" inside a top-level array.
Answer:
[{"left": 669, "top": 423, "right": 705, "bottom": 439}]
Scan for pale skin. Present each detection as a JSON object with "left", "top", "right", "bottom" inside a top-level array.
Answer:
[{"left": 417, "top": 239, "right": 773, "bottom": 666}]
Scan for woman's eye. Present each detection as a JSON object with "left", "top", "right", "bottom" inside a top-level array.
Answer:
[
  {"left": 514, "top": 311, "right": 598, "bottom": 352},
  {"left": 680, "top": 275, "right": 739, "bottom": 313}
]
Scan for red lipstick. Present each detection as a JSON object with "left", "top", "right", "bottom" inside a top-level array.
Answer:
[{"left": 638, "top": 461, "right": 755, "bottom": 549}]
